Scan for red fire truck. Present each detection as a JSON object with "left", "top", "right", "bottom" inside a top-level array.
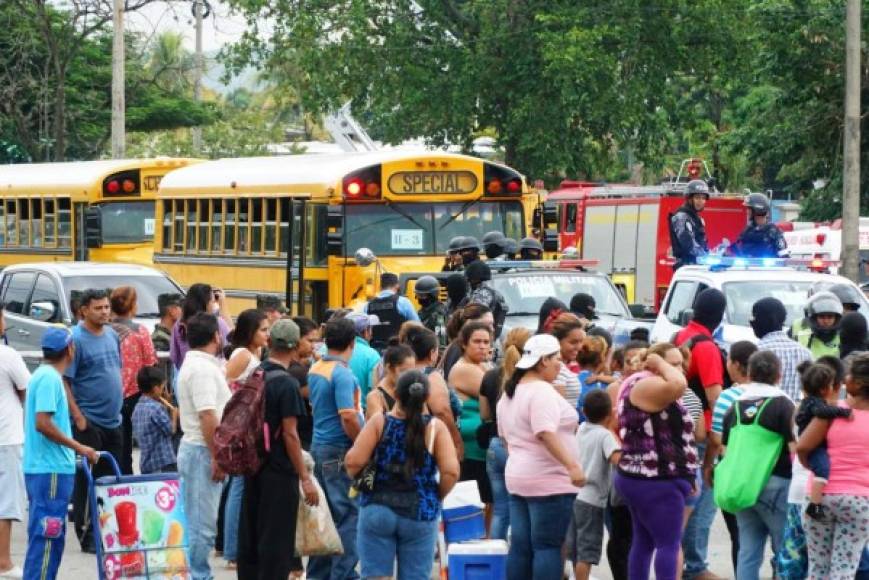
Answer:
[{"left": 546, "top": 160, "right": 746, "bottom": 313}]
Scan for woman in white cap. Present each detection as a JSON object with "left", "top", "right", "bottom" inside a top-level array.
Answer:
[{"left": 497, "top": 334, "right": 586, "bottom": 580}]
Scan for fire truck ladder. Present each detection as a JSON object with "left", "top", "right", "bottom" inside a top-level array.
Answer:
[{"left": 324, "top": 102, "right": 378, "bottom": 153}]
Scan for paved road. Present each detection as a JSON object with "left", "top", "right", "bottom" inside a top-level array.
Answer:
[{"left": 10, "top": 509, "right": 774, "bottom": 579}]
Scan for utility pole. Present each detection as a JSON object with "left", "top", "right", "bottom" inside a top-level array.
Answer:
[
  {"left": 191, "top": 0, "right": 204, "bottom": 154},
  {"left": 842, "top": 0, "right": 861, "bottom": 281},
  {"left": 111, "top": 0, "right": 125, "bottom": 158}
]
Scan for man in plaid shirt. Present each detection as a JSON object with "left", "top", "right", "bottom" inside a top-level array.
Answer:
[
  {"left": 131, "top": 366, "right": 178, "bottom": 474},
  {"left": 752, "top": 297, "right": 812, "bottom": 402}
]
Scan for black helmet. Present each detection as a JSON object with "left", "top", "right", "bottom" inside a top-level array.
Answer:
[
  {"left": 414, "top": 275, "right": 441, "bottom": 299},
  {"left": 829, "top": 283, "right": 863, "bottom": 311},
  {"left": 503, "top": 238, "right": 519, "bottom": 258},
  {"left": 465, "top": 260, "right": 491, "bottom": 284},
  {"left": 447, "top": 236, "right": 464, "bottom": 254},
  {"left": 458, "top": 236, "right": 482, "bottom": 253},
  {"left": 518, "top": 237, "right": 543, "bottom": 252},
  {"left": 482, "top": 231, "right": 506, "bottom": 246},
  {"left": 743, "top": 192, "right": 771, "bottom": 216},
  {"left": 685, "top": 179, "right": 710, "bottom": 199}
]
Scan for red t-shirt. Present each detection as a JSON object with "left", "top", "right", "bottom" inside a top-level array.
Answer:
[{"left": 675, "top": 320, "right": 724, "bottom": 428}]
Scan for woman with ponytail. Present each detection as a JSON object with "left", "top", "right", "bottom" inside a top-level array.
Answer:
[
  {"left": 346, "top": 370, "right": 460, "bottom": 580},
  {"left": 498, "top": 334, "right": 585, "bottom": 580},
  {"left": 479, "top": 327, "right": 532, "bottom": 540}
]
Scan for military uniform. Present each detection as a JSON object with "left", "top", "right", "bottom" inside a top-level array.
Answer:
[
  {"left": 733, "top": 223, "right": 788, "bottom": 258},
  {"left": 419, "top": 301, "right": 448, "bottom": 349},
  {"left": 669, "top": 205, "right": 708, "bottom": 269},
  {"left": 151, "top": 323, "right": 172, "bottom": 352},
  {"left": 468, "top": 284, "right": 509, "bottom": 338}
]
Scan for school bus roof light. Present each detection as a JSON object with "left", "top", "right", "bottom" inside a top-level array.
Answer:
[
  {"left": 122, "top": 179, "right": 136, "bottom": 193},
  {"left": 106, "top": 180, "right": 120, "bottom": 194},
  {"left": 487, "top": 179, "right": 503, "bottom": 195},
  {"left": 507, "top": 179, "right": 521, "bottom": 193},
  {"left": 343, "top": 164, "right": 383, "bottom": 200},
  {"left": 345, "top": 178, "right": 364, "bottom": 198},
  {"left": 365, "top": 182, "right": 381, "bottom": 197}
]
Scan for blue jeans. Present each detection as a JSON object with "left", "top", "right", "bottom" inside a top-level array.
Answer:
[
  {"left": 307, "top": 443, "right": 359, "bottom": 580},
  {"left": 178, "top": 442, "right": 223, "bottom": 580},
  {"left": 507, "top": 493, "right": 575, "bottom": 580},
  {"left": 222, "top": 476, "right": 244, "bottom": 562},
  {"left": 736, "top": 475, "right": 790, "bottom": 580},
  {"left": 682, "top": 443, "right": 718, "bottom": 578},
  {"left": 23, "top": 473, "right": 74, "bottom": 580},
  {"left": 486, "top": 437, "right": 510, "bottom": 540},
  {"left": 357, "top": 503, "right": 438, "bottom": 579}
]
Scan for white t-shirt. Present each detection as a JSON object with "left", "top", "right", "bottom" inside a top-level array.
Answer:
[
  {"left": 177, "top": 350, "right": 231, "bottom": 446},
  {"left": 0, "top": 345, "right": 32, "bottom": 446},
  {"left": 229, "top": 348, "right": 260, "bottom": 384}
]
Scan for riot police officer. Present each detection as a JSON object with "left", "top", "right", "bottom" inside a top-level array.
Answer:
[
  {"left": 482, "top": 231, "right": 507, "bottom": 260},
  {"left": 518, "top": 237, "right": 544, "bottom": 260},
  {"left": 733, "top": 192, "right": 788, "bottom": 258},
  {"left": 669, "top": 179, "right": 710, "bottom": 269},
  {"left": 442, "top": 236, "right": 465, "bottom": 271},
  {"left": 503, "top": 238, "right": 519, "bottom": 260},
  {"left": 829, "top": 283, "right": 863, "bottom": 313},
  {"left": 458, "top": 236, "right": 482, "bottom": 267},
  {"left": 415, "top": 275, "right": 448, "bottom": 348},
  {"left": 465, "top": 261, "right": 508, "bottom": 338},
  {"left": 791, "top": 290, "right": 843, "bottom": 359}
]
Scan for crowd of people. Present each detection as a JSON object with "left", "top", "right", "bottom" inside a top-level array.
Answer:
[{"left": 1, "top": 230, "right": 869, "bottom": 580}]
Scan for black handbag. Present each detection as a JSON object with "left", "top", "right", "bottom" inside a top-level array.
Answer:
[
  {"left": 475, "top": 420, "right": 497, "bottom": 451},
  {"left": 352, "top": 413, "right": 387, "bottom": 494}
]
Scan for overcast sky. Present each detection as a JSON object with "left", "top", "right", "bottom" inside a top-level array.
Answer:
[{"left": 127, "top": 1, "right": 246, "bottom": 53}]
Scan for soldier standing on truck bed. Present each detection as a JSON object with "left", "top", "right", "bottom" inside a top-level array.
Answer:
[
  {"left": 732, "top": 192, "right": 788, "bottom": 259},
  {"left": 669, "top": 179, "right": 710, "bottom": 270}
]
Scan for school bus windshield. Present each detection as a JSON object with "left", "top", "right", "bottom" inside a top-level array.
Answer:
[
  {"left": 96, "top": 201, "right": 156, "bottom": 244},
  {"left": 345, "top": 200, "right": 524, "bottom": 256}
]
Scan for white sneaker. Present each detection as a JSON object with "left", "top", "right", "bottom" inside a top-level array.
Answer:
[{"left": 0, "top": 565, "right": 23, "bottom": 579}]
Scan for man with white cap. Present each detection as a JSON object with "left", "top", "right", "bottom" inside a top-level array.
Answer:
[{"left": 496, "top": 334, "right": 585, "bottom": 580}]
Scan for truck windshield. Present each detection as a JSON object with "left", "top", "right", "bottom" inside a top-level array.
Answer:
[
  {"left": 723, "top": 280, "right": 869, "bottom": 327},
  {"left": 64, "top": 275, "right": 182, "bottom": 318},
  {"left": 491, "top": 274, "right": 629, "bottom": 318},
  {"left": 345, "top": 201, "right": 524, "bottom": 256},
  {"left": 96, "top": 201, "right": 156, "bottom": 244}
]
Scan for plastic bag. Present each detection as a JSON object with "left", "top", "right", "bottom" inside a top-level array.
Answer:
[{"left": 295, "top": 451, "right": 344, "bottom": 557}]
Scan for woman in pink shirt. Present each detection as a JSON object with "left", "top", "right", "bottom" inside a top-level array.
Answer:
[
  {"left": 497, "top": 334, "right": 586, "bottom": 580},
  {"left": 797, "top": 352, "right": 869, "bottom": 579}
]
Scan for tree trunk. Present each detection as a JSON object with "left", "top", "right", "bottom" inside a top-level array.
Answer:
[{"left": 52, "top": 72, "right": 66, "bottom": 160}]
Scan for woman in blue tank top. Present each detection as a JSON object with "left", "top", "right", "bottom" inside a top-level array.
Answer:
[{"left": 346, "top": 370, "right": 460, "bottom": 580}]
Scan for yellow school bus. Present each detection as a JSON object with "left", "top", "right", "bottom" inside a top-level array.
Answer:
[
  {"left": 155, "top": 151, "right": 538, "bottom": 319},
  {"left": 0, "top": 158, "right": 198, "bottom": 267}
]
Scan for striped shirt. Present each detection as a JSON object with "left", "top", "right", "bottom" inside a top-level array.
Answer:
[
  {"left": 711, "top": 385, "right": 746, "bottom": 435},
  {"left": 681, "top": 388, "right": 704, "bottom": 427},
  {"left": 557, "top": 364, "right": 582, "bottom": 410},
  {"left": 757, "top": 331, "right": 812, "bottom": 402}
]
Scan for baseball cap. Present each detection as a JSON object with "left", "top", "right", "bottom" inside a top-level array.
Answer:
[
  {"left": 515, "top": 334, "right": 561, "bottom": 370},
  {"left": 269, "top": 318, "right": 300, "bottom": 349},
  {"left": 346, "top": 313, "right": 381, "bottom": 334},
  {"left": 42, "top": 327, "right": 73, "bottom": 353}
]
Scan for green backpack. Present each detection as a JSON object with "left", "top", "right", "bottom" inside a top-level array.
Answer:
[{"left": 713, "top": 398, "right": 784, "bottom": 513}]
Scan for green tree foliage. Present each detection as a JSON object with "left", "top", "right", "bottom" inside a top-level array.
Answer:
[{"left": 0, "top": 4, "right": 213, "bottom": 162}]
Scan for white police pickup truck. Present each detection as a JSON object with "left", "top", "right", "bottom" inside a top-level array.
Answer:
[{"left": 650, "top": 257, "right": 869, "bottom": 346}]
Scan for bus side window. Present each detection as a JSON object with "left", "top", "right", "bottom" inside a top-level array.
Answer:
[
  {"left": 43, "top": 199, "right": 56, "bottom": 247},
  {"left": 173, "top": 200, "right": 184, "bottom": 252},
  {"left": 57, "top": 199, "right": 71, "bottom": 248},
  {"left": 5, "top": 200, "right": 17, "bottom": 246},
  {"left": 162, "top": 200, "right": 173, "bottom": 251},
  {"left": 197, "top": 199, "right": 210, "bottom": 253},
  {"left": 251, "top": 198, "right": 263, "bottom": 254},
  {"left": 238, "top": 199, "right": 250, "bottom": 254},
  {"left": 30, "top": 199, "right": 42, "bottom": 247},
  {"left": 224, "top": 200, "right": 237, "bottom": 253},
  {"left": 186, "top": 200, "right": 197, "bottom": 252},
  {"left": 211, "top": 199, "right": 223, "bottom": 254},
  {"left": 308, "top": 204, "right": 328, "bottom": 266},
  {"left": 264, "top": 198, "right": 277, "bottom": 255},
  {"left": 19, "top": 199, "right": 30, "bottom": 247},
  {"left": 279, "top": 198, "right": 290, "bottom": 256},
  {"left": 0, "top": 201, "right": 5, "bottom": 245}
]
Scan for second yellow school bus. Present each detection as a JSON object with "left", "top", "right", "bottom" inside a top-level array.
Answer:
[
  {"left": 0, "top": 158, "right": 198, "bottom": 266},
  {"left": 155, "top": 151, "right": 538, "bottom": 319}
]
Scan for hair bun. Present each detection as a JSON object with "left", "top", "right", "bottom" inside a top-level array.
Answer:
[{"left": 409, "top": 382, "right": 426, "bottom": 398}]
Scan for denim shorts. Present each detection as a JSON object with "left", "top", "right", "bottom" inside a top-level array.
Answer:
[
  {"left": 684, "top": 467, "right": 703, "bottom": 508},
  {"left": 357, "top": 503, "right": 438, "bottom": 580},
  {"left": 807, "top": 446, "right": 830, "bottom": 480}
]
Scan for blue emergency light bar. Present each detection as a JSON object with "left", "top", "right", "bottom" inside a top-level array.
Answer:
[{"left": 696, "top": 256, "right": 839, "bottom": 270}]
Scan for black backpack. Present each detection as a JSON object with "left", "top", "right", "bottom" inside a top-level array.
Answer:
[{"left": 675, "top": 333, "right": 732, "bottom": 411}]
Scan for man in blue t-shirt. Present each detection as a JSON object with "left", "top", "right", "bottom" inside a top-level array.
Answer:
[
  {"left": 307, "top": 317, "right": 363, "bottom": 579},
  {"left": 23, "top": 327, "right": 98, "bottom": 580},
  {"left": 63, "top": 288, "right": 123, "bottom": 552}
]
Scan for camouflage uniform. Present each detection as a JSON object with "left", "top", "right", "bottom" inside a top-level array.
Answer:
[{"left": 418, "top": 301, "right": 448, "bottom": 349}]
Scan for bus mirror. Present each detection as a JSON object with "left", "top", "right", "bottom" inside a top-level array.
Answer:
[
  {"left": 543, "top": 201, "right": 559, "bottom": 228},
  {"left": 543, "top": 229, "right": 559, "bottom": 252},
  {"left": 85, "top": 206, "right": 103, "bottom": 248},
  {"left": 354, "top": 248, "right": 377, "bottom": 267}
]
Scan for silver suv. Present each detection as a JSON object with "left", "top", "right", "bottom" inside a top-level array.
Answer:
[{"left": 0, "top": 262, "right": 184, "bottom": 352}]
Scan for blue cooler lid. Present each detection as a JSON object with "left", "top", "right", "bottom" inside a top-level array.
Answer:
[{"left": 447, "top": 540, "right": 509, "bottom": 555}]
